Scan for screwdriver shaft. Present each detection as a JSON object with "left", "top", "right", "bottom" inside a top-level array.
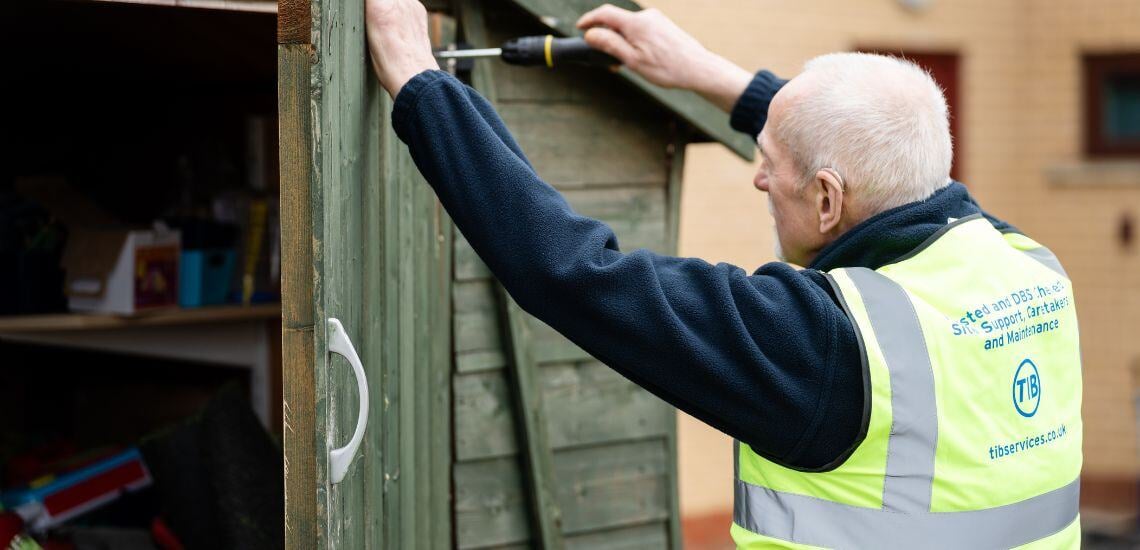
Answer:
[{"left": 434, "top": 48, "right": 503, "bottom": 59}]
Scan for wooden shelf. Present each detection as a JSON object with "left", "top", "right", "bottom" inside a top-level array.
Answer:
[
  {"left": 0, "top": 304, "right": 281, "bottom": 333},
  {"left": 72, "top": 0, "right": 276, "bottom": 13}
]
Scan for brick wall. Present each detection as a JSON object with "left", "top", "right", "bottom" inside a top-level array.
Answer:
[{"left": 637, "top": 0, "right": 1140, "bottom": 526}]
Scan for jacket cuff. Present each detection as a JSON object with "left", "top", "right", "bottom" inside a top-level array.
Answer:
[
  {"left": 729, "top": 70, "right": 788, "bottom": 139},
  {"left": 392, "top": 69, "right": 453, "bottom": 142}
]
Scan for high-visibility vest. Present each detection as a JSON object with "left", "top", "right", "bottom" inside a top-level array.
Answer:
[{"left": 733, "top": 214, "right": 1083, "bottom": 549}]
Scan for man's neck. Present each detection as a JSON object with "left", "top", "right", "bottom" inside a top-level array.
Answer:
[{"left": 807, "top": 182, "right": 992, "bottom": 272}]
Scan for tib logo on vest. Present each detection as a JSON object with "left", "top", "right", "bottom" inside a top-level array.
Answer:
[{"left": 1012, "top": 358, "right": 1041, "bottom": 417}]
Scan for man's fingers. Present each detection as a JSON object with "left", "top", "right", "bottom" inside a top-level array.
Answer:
[
  {"left": 577, "top": 3, "right": 634, "bottom": 31},
  {"left": 583, "top": 27, "right": 637, "bottom": 65}
]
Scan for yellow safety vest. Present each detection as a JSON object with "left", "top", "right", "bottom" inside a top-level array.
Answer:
[{"left": 733, "top": 215, "right": 1083, "bottom": 549}]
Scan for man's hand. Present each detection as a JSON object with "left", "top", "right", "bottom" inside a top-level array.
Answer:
[
  {"left": 576, "top": 4, "right": 752, "bottom": 113},
  {"left": 365, "top": 0, "right": 439, "bottom": 98}
]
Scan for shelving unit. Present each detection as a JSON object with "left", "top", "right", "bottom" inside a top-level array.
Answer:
[
  {"left": 0, "top": 304, "right": 280, "bottom": 333},
  {"left": 5, "top": 0, "right": 282, "bottom": 430},
  {"left": 77, "top": 0, "right": 277, "bottom": 12},
  {"left": 0, "top": 305, "right": 281, "bottom": 427}
]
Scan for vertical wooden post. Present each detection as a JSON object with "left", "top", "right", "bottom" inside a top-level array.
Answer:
[
  {"left": 279, "top": 41, "right": 323, "bottom": 550},
  {"left": 496, "top": 286, "right": 565, "bottom": 550},
  {"left": 666, "top": 126, "right": 687, "bottom": 255},
  {"left": 663, "top": 127, "right": 688, "bottom": 550}
]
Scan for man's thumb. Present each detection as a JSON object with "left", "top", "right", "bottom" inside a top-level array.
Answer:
[{"left": 584, "top": 27, "right": 637, "bottom": 65}]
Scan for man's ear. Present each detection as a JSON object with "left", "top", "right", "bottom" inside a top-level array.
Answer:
[{"left": 814, "top": 168, "right": 845, "bottom": 234}]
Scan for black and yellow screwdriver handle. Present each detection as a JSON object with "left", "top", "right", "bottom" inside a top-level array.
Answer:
[{"left": 500, "top": 35, "right": 619, "bottom": 68}]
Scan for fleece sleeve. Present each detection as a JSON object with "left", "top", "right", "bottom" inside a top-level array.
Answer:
[
  {"left": 729, "top": 70, "right": 788, "bottom": 140},
  {"left": 391, "top": 70, "right": 863, "bottom": 469}
]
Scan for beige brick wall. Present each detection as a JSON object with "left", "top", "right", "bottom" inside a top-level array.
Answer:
[{"left": 637, "top": 0, "right": 1140, "bottom": 517}]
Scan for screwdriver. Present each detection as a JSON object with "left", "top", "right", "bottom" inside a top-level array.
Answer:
[{"left": 435, "top": 35, "right": 619, "bottom": 69}]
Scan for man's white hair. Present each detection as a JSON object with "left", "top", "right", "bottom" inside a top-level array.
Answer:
[{"left": 773, "top": 52, "right": 953, "bottom": 216}]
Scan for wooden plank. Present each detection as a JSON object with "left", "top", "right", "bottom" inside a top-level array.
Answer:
[
  {"left": 428, "top": 199, "right": 454, "bottom": 550},
  {"left": 564, "top": 522, "right": 670, "bottom": 549},
  {"left": 0, "top": 304, "right": 280, "bottom": 333},
  {"left": 455, "top": 309, "right": 503, "bottom": 354},
  {"left": 372, "top": 12, "right": 455, "bottom": 550},
  {"left": 454, "top": 456, "right": 532, "bottom": 549},
  {"left": 413, "top": 153, "right": 435, "bottom": 548},
  {"left": 279, "top": 42, "right": 324, "bottom": 550},
  {"left": 454, "top": 279, "right": 499, "bottom": 314},
  {"left": 454, "top": 232, "right": 493, "bottom": 281},
  {"left": 662, "top": 129, "right": 685, "bottom": 550},
  {"left": 498, "top": 103, "right": 669, "bottom": 188},
  {"left": 454, "top": 369, "right": 520, "bottom": 460},
  {"left": 454, "top": 439, "right": 671, "bottom": 547},
  {"left": 391, "top": 112, "right": 418, "bottom": 550},
  {"left": 454, "top": 279, "right": 502, "bottom": 354},
  {"left": 458, "top": 349, "right": 509, "bottom": 373},
  {"left": 455, "top": 361, "right": 672, "bottom": 461},
  {"left": 485, "top": 523, "right": 670, "bottom": 550},
  {"left": 542, "top": 361, "right": 671, "bottom": 450},
  {"left": 370, "top": 79, "right": 401, "bottom": 550},
  {"left": 282, "top": 327, "right": 319, "bottom": 549},
  {"left": 493, "top": 0, "right": 755, "bottom": 161},
  {"left": 665, "top": 129, "right": 686, "bottom": 255},
  {"left": 278, "top": 0, "right": 310, "bottom": 43},
  {"left": 379, "top": 108, "right": 401, "bottom": 550},
  {"left": 554, "top": 439, "right": 670, "bottom": 534},
  {"left": 317, "top": 0, "right": 375, "bottom": 542}
]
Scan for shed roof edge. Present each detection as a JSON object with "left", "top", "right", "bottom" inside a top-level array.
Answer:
[{"left": 499, "top": 0, "right": 756, "bottom": 161}]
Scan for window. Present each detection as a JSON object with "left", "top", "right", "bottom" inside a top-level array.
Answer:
[{"left": 1083, "top": 53, "right": 1140, "bottom": 158}]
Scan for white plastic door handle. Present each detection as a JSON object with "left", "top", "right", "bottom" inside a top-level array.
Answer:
[{"left": 327, "top": 318, "right": 369, "bottom": 485}]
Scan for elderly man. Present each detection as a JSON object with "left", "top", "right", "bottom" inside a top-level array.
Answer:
[{"left": 366, "top": 2, "right": 1083, "bottom": 548}]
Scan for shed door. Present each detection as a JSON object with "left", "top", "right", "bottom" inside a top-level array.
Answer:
[{"left": 277, "top": 0, "right": 453, "bottom": 548}]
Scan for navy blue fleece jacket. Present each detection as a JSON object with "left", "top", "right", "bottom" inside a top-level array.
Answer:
[{"left": 392, "top": 69, "right": 1009, "bottom": 470}]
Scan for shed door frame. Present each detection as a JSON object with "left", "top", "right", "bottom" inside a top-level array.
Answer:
[{"left": 278, "top": 0, "right": 453, "bottom": 548}]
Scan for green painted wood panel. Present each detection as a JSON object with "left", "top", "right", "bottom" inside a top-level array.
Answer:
[
  {"left": 454, "top": 360, "right": 673, "bottom": 461},
  {"left": 480, "top": 523, "right": 669, "bottom": 550},
  {"left": 498, "top": 103, "right": 670, "bottom": 187},
  {"left": 281, "top": 1, "right": 452, "bottom": 549},
  {"left": 561, "top": 523, "right": 671, "bottom": 550},
  {"left": 454, "top": 439, "right": 671, "bottom": 548}
]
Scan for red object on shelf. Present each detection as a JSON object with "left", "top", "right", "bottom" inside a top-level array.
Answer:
[
  {"left": 0, "top": 512, "right": 24, "bottom": 547},
  {"left": 151, "top": 517, "right": 185, "bottom": 550},
  {"left": 2, "top": 448, "right": 152, "bottom": 531},
  {"left": 41, "top": 460, "right": 149, "bottom": 521}
]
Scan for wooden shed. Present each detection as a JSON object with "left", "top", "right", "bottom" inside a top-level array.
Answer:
[{"left": 278, "top": 0, "right": 753, "bottom": 548}]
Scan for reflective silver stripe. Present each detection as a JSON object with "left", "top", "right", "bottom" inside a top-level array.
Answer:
[
  {"left": 1021, "top": 247, "right": 1068, "bottom": 278},
  {"left": 734, "top": 477, "right": 1079, "bottom": 549},
  {"left": 846, "top": 268, "right": 938, "bottom": 513}
]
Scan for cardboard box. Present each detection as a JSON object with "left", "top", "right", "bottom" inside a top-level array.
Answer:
[{"left": 65, "top": 228, "right": 181, "bottom": 315}]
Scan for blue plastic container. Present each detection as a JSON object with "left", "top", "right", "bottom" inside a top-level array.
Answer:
[{"left": 179, "top": 249, "right": 236, "bottom": 307}]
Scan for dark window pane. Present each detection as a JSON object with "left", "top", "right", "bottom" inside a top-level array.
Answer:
[{"left": 1105, "top": 74, "right": 1140, "bottom": 140}]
